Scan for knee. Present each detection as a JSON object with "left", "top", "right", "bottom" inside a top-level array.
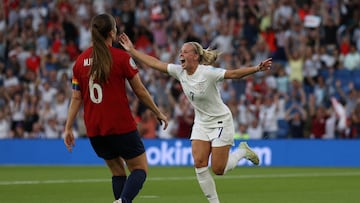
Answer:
[
  {"left": 194, "top": 159, "right": 209, "bottom": 169},
  {"left": 211, "top": 166, "right": 225, "bottom": 176}
]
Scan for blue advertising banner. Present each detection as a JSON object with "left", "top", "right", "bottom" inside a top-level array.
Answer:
[{"left": 0, "top": 139, "right": 359, "bottom": 167}]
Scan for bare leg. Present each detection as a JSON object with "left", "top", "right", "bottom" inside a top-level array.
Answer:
[{"left": 192, "top": 140, "right": 219, "bottom": 203}]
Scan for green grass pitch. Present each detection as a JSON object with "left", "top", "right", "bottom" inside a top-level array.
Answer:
[{"left": 0, "top": 166, "right": 359, "bottom": 203}]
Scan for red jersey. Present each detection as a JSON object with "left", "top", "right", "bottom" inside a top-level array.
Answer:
[
  {"left": 26, "top": 55, "right": 41, "bottom": 72},
  {"left": 72, "top": 47, "right": 138, "bottom": 137},
  {"left": 310, "top": 115, "right": 327, "bottom": 139}
]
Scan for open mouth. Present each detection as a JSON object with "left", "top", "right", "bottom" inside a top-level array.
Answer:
[{"left": 180, "top": 59, "right": 185, "bottom": 64}]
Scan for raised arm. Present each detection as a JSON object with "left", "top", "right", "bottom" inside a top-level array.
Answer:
[
  {"left": 119, "top": 33, "right": 169, "bottom": 73},
  {"left": 224, "top": 58, "right": 272, "bottom": 79}
]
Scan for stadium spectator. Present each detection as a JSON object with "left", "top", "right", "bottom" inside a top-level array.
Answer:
[
  {"left": 343, "top": 45, "right": 360, "bottom": 70},
  {"left": 10, "top": 122, "right": 27, "bottom": 138},
  {"left": 172, "top": 92, "right": 194, "bottom": 139},
  {"left": 157, "top": 105, "right": 177, "bottom": 139},
  {"left": 78, "top": 18, "right": 91, "bottom": 52},
  {"left": 313, "top": 75, "right": 327, "bottom": 107},
  {"left": 246, "top": 119, "right": 263, "bottom": 139},
  {"left": 138, "top": 108, "right": 158, "bottom": 139},
  {"left": 275, "top": 64, "right": 290, "bottom": 94},
  {"left": 38, "top": 80, "right": 57, "bottom": 104},
  {"left": 25, "top": 47, "right": 41, "bottom": 73},
  {"left": 303, "top": 46, "right": 321, "bottom": 95},
  {"left": 4, "top": 58, "right": 21, "bottom": 94},
  {"left": 1, "top": 0, "right": 360, "bottom": 141},
  {"left": 38, "top": 101, "right": 56, "bottom": 125},
  {"left": 53, "top": 90, "right": 69, "bottom": 127},
  {"left": 285, "top": 103, "right": 307, "bottom": 138},
  {"left": 285, "top": 48, "right": 305, "bottom": 84},
  {"left": 63, "top": 13, "right": 167, "bottom": 203},
  {"left": 237, "top": 96, "right": 257, "bottom": 126},
  {"left": 9, "top": 92, "right": 25, "bottom": 133},
  {"left": 120, "top": 33, "right": 270, "bottom": 203},
  {"left": 351, "top": 101, "right": 360, "bottom": 138},
  {"left": 28, "top": 121, "right": 45, "bottom": 139},
  {"left": 208, "top": 24, "right": 234, "bottom": 55},
  {"left": 308, "top": 99, "right": 329, "bottom": 139},
  {"left": 258, "top": 93, "right": 279, "bottom": 139},
  {"left": 353, "top": 20, "right": 360, "bottom": 52},
  {"left": 0, "top": 108, "right": 10, "bottom": 139},
  {"left": 43, "top": 115, "right": 62, "bottom": 139},
  {"left": 22, "top": 93, "right": 40, "bottom": 134},
  {"left": 234, "top": 123, "right": 249, "bottom": 140}
]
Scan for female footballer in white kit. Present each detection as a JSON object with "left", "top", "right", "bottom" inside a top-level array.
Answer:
[{"left": 119, "top": 33, "right": 272, "bottom": 203}]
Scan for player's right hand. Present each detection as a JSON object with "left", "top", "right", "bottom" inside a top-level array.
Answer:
[{"left": 64, "top": 130, "right": 75, "bottom": 152}]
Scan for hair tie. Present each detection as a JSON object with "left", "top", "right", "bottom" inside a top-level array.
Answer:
[{"left": 199, "top": 48, "right": 204, "bottom": 56}]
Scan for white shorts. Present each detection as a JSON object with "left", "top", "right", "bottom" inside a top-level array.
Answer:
[{"left": 191, "top": 123, "right": 235, "bottom": 147}]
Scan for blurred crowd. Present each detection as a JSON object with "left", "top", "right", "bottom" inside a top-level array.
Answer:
[{"left": 0, "top": 0, "right": 360, "bottom": 140}]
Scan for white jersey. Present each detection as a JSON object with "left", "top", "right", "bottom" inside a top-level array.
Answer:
[{"left": 167, "top": 64, "right": 233, "bottom": 128}]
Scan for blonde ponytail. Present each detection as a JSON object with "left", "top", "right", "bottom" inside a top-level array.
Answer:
[{"left": 188, "top": 42, "right": 220, "bottom": 66}]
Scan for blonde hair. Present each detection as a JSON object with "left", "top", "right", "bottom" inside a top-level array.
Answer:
[{"left": 187, "top": 42, "right": 220, "bottom": 66}]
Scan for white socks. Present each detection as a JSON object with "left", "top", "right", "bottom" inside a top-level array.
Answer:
[
  {"left": 195, "top": 167, "right": 219, "bottom": 203},
  {"left": 195, "top": 149, "right": 246, "bottom": 202},
  {"left": 224, "top": 148, "right": 246, "bottom": 174}
]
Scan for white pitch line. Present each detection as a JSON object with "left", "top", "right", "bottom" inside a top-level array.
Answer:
[
  {"left": 139, "top": 195, "right": 160, "bottom": 199},
  {"left": 1, "top": 172, "right": 360, "bottom": 186}
]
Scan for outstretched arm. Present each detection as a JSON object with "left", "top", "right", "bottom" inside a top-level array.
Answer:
[
  {"left": 119, "top": 33, "right": 169, "bottom": 73},
  {"left": 224, "top": 58, "right": 272, "bottom": 79}
]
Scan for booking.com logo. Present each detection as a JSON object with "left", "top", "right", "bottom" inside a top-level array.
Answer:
[{"left": 146, "top": 141, "right": 272, "bottom": 166}]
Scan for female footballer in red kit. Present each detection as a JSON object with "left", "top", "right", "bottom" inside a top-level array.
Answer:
[{"left": 63, "top": 13, "right": 168, "bottom": 203}]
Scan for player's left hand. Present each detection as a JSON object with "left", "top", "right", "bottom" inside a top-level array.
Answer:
[
  {"left": 257, "top": 58, "right": 272, "bottom": 72},
  {"left": 118, "top": 33, "right": 133, "bottom": 52},
  {"left": 156, "top": 112, "right": 168, "bottom": 130}
]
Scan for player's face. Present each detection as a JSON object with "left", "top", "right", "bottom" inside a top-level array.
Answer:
[{"left": 179, "top": 43, "right": 198, "bottom": 70}]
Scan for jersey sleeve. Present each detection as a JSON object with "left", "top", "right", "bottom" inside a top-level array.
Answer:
[
  {"left": 123, "top": 55, "right": 139, "bottom": 79},
  {"left": 167, "top": 64, "right": 182, "bottom": 80},
  {"left": 204, "top": 66, "right": 226, "bottom": 82}
]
